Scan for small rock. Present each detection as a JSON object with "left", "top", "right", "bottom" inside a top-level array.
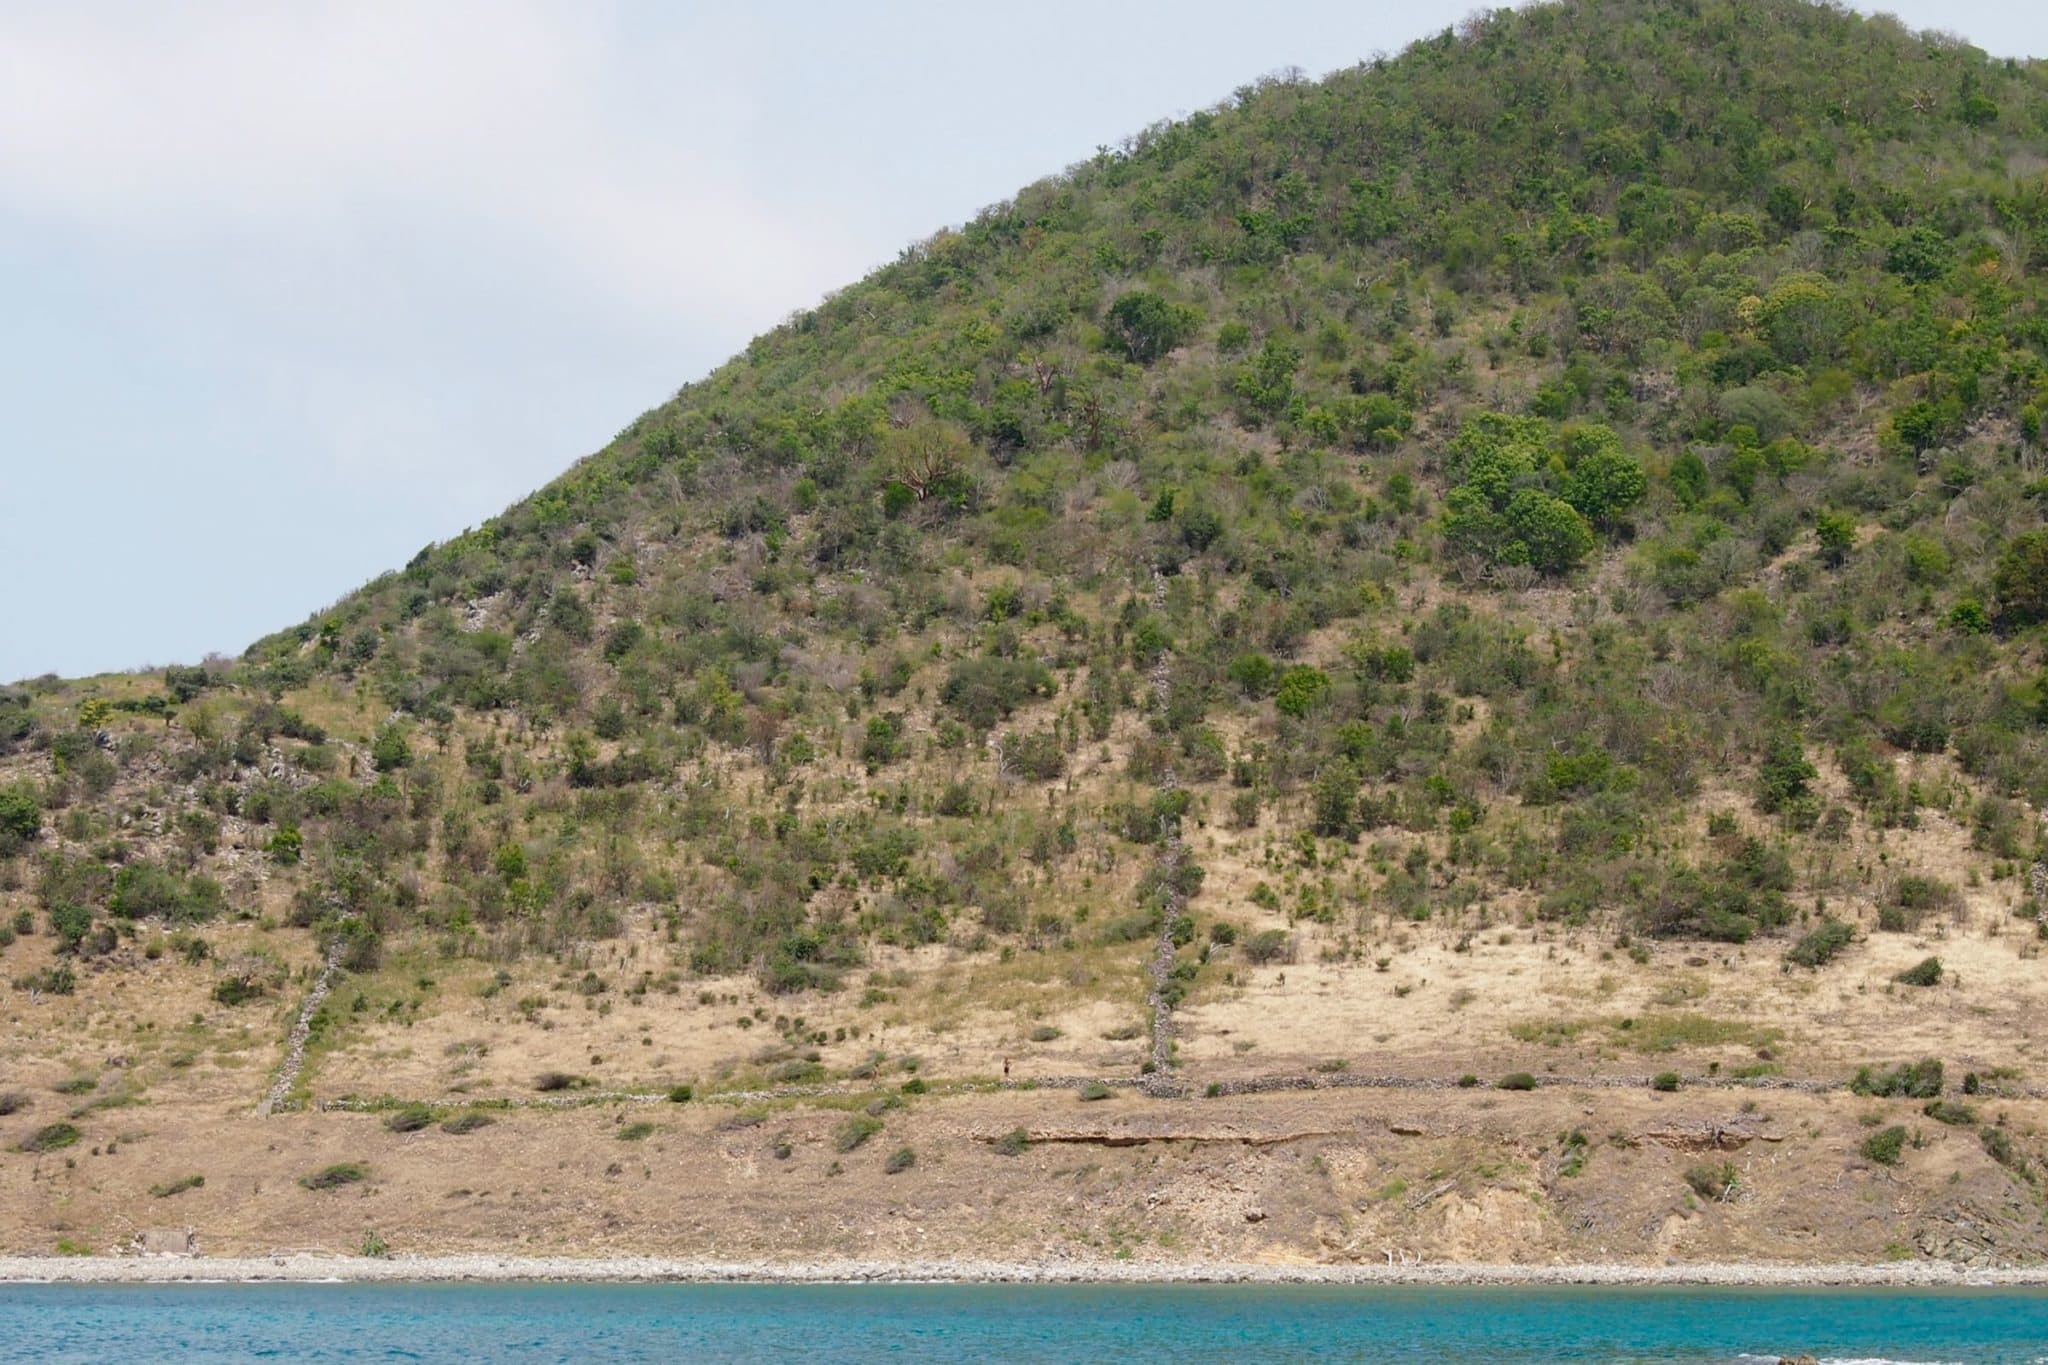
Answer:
[{"left": 1243, "top": 1207, "right": 1267, "bottom": 1223}]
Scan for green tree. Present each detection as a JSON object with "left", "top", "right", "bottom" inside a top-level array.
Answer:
[
  {"left": 1232, "top": 338, "right": 1300, "bottom": 421},
  {"left": 1995, "top": 530, "right": 2048, "bottom": 627},
  {"left": 1228, "top": 653, "right": 1276, "bottom": 697},
  {"left": 1311, "top": 760, "right": 1360, "bottom": 837},
  {"left": 1560, "top": 426, "right": 1647, "bottom": 527},
  {"left": 1105, "top": 291, "right": 1200, "bottom": 363},
  {"left": 0, "top": 784, "right": 40, "bottom": 852},
  {"left": 1504, "top": 491, "right": 1595, "bottom": 575},
  {"left": 370, "top": 723, "right": 412, "bottom": 772},
  {"left": 1885, "top": 226, "right": 1954, "bottom": 283},
  {"left": 1274, "top": 666, "right": 1332, "bottom": 719},
  {"left": 1813, "top": 511, "right": 1856, "bottom": 568},
  {"left": 1755, "top": 732, "right": 1817, "bottom": 814}
]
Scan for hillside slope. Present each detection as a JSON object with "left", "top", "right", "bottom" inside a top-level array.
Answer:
[{"left": 6, "top": 0, "right": 2048, "bottom": 1266}]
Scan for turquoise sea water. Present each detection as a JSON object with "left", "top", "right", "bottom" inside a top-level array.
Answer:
[{"left": 2, "top": 1283, "right": 2046, "bottom": 1362}]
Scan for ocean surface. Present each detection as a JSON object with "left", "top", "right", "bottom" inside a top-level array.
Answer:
[{"left": 1, "top": 1282, "right": 2046, "bottom": 1362}]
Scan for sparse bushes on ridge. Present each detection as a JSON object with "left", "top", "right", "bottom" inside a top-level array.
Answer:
[{"left": 1851, "top": 1060, "right": 1944, "bottom": 1099}]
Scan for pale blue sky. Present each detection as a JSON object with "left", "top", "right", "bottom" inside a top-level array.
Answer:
[{"left": 2, "top": 2, "right": 2042, "bottom": 682}]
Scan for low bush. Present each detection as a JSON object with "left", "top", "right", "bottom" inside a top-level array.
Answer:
[
  {"left": 17, "top": 1123, "right": 80, "bottom": 1154},
  {"left": 1922, "top": 1100, "right": 1976, "bottom": 1126},
  {"left": 149, "top": 1175, "right": 205, "bottom": 1198},
  {"left": 667, "top": 1084, "right": 694, "bottom": 1104},
  {"left": 533, "top": 1071, "right": 584, "bottom": 1093},
  {"left": 993, "top": 1127, "right": 1031, "bottom": 1156},
  {"left": 1684, "top": 1162, "right": 1739, "bottom": 1199},
  {"left": 439, "top": 1113, "right": 496, "bottom": 1135},
  {"left": 383, "top": 1104, "right": 432, "bottom": 1133},
  {"left": 834, "top": 1115, "right": 883, "bottom": 1152},
  {"left": 1242, "top": 929, "right": 1293, "bottom": 965},
  {"left": 1498, "top": 1072, "right": 1538, "bottom": 1091},
  {"left": 1861, "top": 1125, "right": 1908, "bottom": 1166},
  {"left": 617, "top": 1121, "right": 656, "bottom": 1142},
  {"left": 1651, "top": 1071, "right": 1681, "bottom": 1092},
  {"left": 1850, "top": 1059, "right": 1943, "bottom": 1099},
  {"left": 1893, "top": 957, "right": 1942, "bottom": 987},
  {"left": 884, "top": 1146, "right": 916, "bottom": 1174},
  {"left": 299, "top": 1162, "right": 369, "bottom": 1190},
  {"left": 1785, "top": 918, "right": 1853, "bottom": 969},
  {"left": 211, "top": 973, "right": 267, "bottom": 1006},
  {"left": 15, "top": 965, "right": 76, "bottom": 996},
  {"left": 1981, "top": 1125, "right": 2026, "bottom": 1175},
  {"left": 1079, "top": 1081, "right": 1114, "bottom": 1101}
]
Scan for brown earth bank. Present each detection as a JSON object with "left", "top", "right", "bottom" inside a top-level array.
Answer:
[
  {"left": 4, "top": 1084, "right": 2045, "bottom": 1273},
  {"left": 5, "top": 889, "right": 2048, "bottom": 1276}
]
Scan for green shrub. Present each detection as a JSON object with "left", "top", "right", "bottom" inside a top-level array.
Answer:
[
  {"left": 1498, "top": 1072, "right": 1538, "bottom": 1091},
  {"left": 439, "top": 1113, "right": 496, "bottom": 1135},
  {"left": 1893, "top": 957, "right": 1942, "bottom": 987},
  {"left": 299, "top": 1162, "right": 369, "bottom": 1191},
  {"left": 533, "top": 1071, "right": 584, "bottom": 1093},
  {"left": 1651, "top": 1071, "right": 1681, "bottom": 1092},
  {"left": 1994, "top": 529, "right": 2048, "bottom": 626},
  {"left": 1922, "top": 1100, "right": 1976, "bottom": 1126},
  {"left": 1684, "top": 1162, "right": 1739, "bottom": 1199},
  {"left": 1078, "top": 1081, "right": 1114, "bottom": 1101},
  {"left": 1242, "top": 929, "right": 1293, "bottom": 965},
  {"left": 0, "top": 784, "right": 41, "bottom": 851},
  {"left": 17, "top": 1122, "right": 80, "bottom": 1153},
  {"left": 383, "top": 1104, "right": 433, "bottom": 1133},
  {"left": 940, "top": 656, "right": 1056, "bottom": 729},
  {"left": 211, "top": 974, "right": 267, "bottom": 1007},
  {"left": 1105, "top": 291, "right": 1201, "bottom": 364},
  {"left": 883, "top": 1145, "right": 917, "bottom": 1174},
  {"left": 1785, "top": 918, "right": 1853, "bottom": 969},
  {"left": 667, "top": 1085, "right": 694, "bottom": 1104},
  {"left": 1981, "top": 1125, "right": 2026, "bottom": 1175},
  {"left": 1851, "top": 1059, "right": 1944, "bottom": 1099},
  {"left": 617, "top": 1121, "right": 657, "bottom": 1142},
  {"left": 15, "top": 964, "right": 77, "bottom": 996},
  {"left": 150, "top": 1175, "right": 205, "bottom": 1198},
  {"left": 993, "top": 1127, "right": 1031, "bottom": 1156},
  {"left": 834, "top": 1115, "right": 884, "bottom": 1152},
  {"left": 1861, "top": 1125, "right": 1908, "bottom": 1166},
  {"left": 1274, "top": 667, "right": 1332, "bottom": 718}
]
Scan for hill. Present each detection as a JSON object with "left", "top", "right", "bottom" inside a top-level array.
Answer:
[{"left": 5, "top": 0, "right": 2048, "bottom": 1269}]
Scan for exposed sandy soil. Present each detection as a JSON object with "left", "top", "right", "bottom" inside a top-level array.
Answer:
[{"left": 3, "top": 875, "right": 2047, "bottom": 1272}]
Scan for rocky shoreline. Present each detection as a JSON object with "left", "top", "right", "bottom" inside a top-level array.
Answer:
[{"left": 3, "top": 1255, "right": 2046, "bottom": 1287}]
